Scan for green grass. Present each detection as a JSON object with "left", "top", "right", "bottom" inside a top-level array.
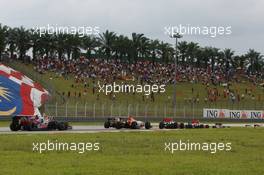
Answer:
[
  {"left": 0, "top": 128, "right": 263, "bottom": 175},
  {"left": 0, "top": 121, "right": 9, "bottom": 127}
]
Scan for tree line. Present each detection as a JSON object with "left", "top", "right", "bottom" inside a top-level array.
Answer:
[{"left": 0, "top": 23, "right": 263, "bottom": 75}]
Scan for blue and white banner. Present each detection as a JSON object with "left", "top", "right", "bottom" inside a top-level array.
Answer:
[{"left": 203, "top": 109, "right": 264, "bottom": 119}]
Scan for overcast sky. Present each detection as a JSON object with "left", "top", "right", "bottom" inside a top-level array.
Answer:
[{"left": 1, "top": 0, "right": 263, "bottom": 55}]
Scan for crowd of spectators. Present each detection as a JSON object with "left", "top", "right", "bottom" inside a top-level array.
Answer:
[
  {"left": 32, "top": 56, "right": 264, "bottom": 104},
  {"left": 33, "top": 56, "right": 257, "bottom": 85}
]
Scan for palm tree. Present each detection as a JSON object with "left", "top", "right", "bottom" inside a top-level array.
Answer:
[
  {"left": 71, "top": 34, "right": 81, "bottom": 60},
  {"left": 195, "top": 48, "right": 206, "bottom": 68},
  {"left": 54, "top": 33, "right": 67, "bottom": 59},
  {"left": 131, "top": 33, "right": 145, "bottom": 62},
  {"left": 64, "top": 34, "right": 81, "bottom": 60},
  {"left": 148, "top": 40, "right": 160, "bottom": 62},
  {"left": 113, "top": 35, "right": 132, "bottom": 61},
  {"left": 222, "top": 48, "right": 235, "bottom": 76},
  {"left": 202, "top": 47, "right": 211, "bottom": 69},
  {"left": 1, "top": 23, "right": 264, "bottom": 74},
  {"left": 204, "top": 47, "right": 219, "bottom": 71},
  {"left": 158, "top": 42, "right": 173, "bottom": 63},
  {"left": 82, "top": 35, "right": 98, "bottom": 59},
  {"left": 186, "top": 42, "right": 199, "bottom": 66},
  {"left": 40, "top": 32, "right": 56, "bottom": 58},
  {"left": 245, "top": 49, "right": 263, "bottom": 74},
  {"left": 6, "top": 27, "right": 18, "bottom": 59},
  {"left": 0, "top": 24, "right": 8, "bottom": 60},
  {"left": 64, "top": 34, "right": 81, "bottom": 59},
  {"left": 138, "top": 36, "right": 149, "bottom": 59},
  {"left": 233, "top": 55, "right": 247, "bottom": 70},
  {"left": 177, "top": 41, "right": 188, "bottom": 65},
  {"left": 98, "top": 30, "right": 116, "bottom": 60},
  {"left": 29, "top": 29, "right": 43, "bottom": 60},
  {"left": 15, "top": 27, "right": 31, "bottom": 60}
]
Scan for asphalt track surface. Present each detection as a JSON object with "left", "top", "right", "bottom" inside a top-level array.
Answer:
[
  {"left": 0, "top": 125, "right": 158, "bottom": 134},
  {"left": 0, "top": 123, "right": 263, "bottom": 134}
]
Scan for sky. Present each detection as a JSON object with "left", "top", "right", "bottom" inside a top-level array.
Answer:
[{"left": 0, "top": 0, "right": 263, "bottom": 55}]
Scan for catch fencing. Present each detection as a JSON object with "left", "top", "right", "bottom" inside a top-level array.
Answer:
[{"left": 44, "top": 101, "right": 264, "bottom": 121}]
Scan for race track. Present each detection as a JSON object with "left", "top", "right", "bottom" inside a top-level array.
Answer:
[
  {"left": 0, "top": 123, "right": 262, "bottom": 134},
  {"left": 0, "top": 125, "right": 158, "bottom": 134}
]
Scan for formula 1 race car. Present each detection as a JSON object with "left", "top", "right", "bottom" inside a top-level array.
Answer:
[
  {"left": 185, "top": 119, "right": 210, "bottom": 129},
  {"left": 9, "top": 115, "right": 72, "bottom": 131},
  {"left": 104, "top": 116, "right": 152, "bottom": 129},
  {"left": 159, "top": 118, "right": 184, "bottom": 129}
]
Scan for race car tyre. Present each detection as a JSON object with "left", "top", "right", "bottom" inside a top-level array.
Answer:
[
  {"left": 10, "top": 120, "right": 20, "bottom": 131},
  {"left": 199, "top": 124, "right": 204, "bottom": 128},
  {"left": 205, "top": 125, "right": 210, "bottom": 128},
  {"left": 58, "top": 122, "right": 67, "bottom": 130},
  {"left": 145, "top": 121, "right": 151, "bottom": 129},
  {"left": 159, "top": 122, "right": 164, "bottom": 129},
  {"left": 104, "top": 121, "right": 110, "bottom": 128},
  {"left": 115, "top": 122, "right": 123, "bottom": 129},
  {"left": 186, "top": 124, "right": 193, "bottom": 129},
  {"left": 124, "top": 123, "right": 130, "bottom": 128},
  {"left": 64, "top": 122, "right": 69, "bottom": 129},
  {"left": 179, "top": 123, "right": 185, "bottom": 129},
  {"left": 131, "top": 121, "right": 138, "bottom": 129},
  {"left": 47, "top": 121, "right": 57, "bottom": 129},
  {"left": 24, "top": 123, "right": 33, "bottom": 131},
  {"left": 173, "top": 122, "right": 178, "bottom": 129}
]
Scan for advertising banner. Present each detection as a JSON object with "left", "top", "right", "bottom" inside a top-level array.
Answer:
[{"left": 203, "top": 109, "right": 264, "bottom": 119}]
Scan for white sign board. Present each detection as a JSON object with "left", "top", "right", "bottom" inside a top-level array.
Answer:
[{"left": 203, "top": 109, "right": 264, "bottom": 119}]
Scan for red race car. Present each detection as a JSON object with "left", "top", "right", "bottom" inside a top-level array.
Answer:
[
  {"left": 185, "top": 119, "right": 210, "bottom": 129},
  {"left": 10, "top": 115, "right": 72, "bottom": 131},
  {"left": 104, "top": 116, "right": 152, "bottom": 129}
]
